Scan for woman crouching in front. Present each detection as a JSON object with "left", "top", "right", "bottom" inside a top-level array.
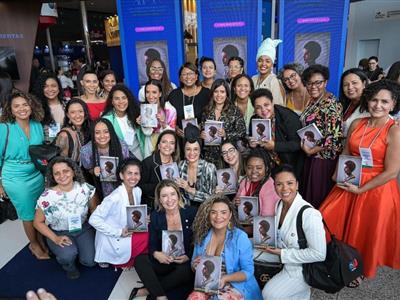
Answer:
[
  {"left": 188, "top": 195, "right": 262, "bottom": 300},
  {"left": 261, "top": 164, "right": 326, "bottom": 299}
]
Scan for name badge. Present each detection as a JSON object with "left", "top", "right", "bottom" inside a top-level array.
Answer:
[
  {"left": 184, "top": 104, "right": 195, "bottom": 120},
  {"left": 359, "top": 147, "right": 373, "bottom": 168},
  {"left": 49, "top": 123, "right": 61, "bottom": 138},
  {"left": 125, "top": 129, "right": 135, "bottom": 146},
  {"left": 68, "top": 214, "right": 82, "bottom": 232}
]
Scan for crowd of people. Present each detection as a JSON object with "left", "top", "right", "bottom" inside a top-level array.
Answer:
[{"left": 1, "top": 38, "right": 399, "bottom": 300}]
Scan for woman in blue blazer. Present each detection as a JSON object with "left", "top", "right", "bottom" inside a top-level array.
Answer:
[{"left": 188, "top": 195, "right": 262, "bottom": 300}]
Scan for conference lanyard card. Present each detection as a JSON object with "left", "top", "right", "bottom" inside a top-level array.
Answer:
[
  {"left": 184, "top": 104, "right": 195, "bottom": 120},
  {"left": 359, "top": 147, "right": 373, "bottom": 168},
  {"left": 68, "top": 214, "right": 82, "bottom": 233},
  {"left": 48, "top": 123, "right": 61, "bottom": 138}
]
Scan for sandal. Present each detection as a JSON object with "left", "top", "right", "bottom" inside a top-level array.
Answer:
[{"left": 347, "top": 275, "right": 365, "bottom": 288}]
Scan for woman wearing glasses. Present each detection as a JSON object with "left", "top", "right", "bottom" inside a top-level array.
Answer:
[
  {"left": 227, "top": 56, "right": 244, "bottom": 83},
  {"left": 168, "top": 63, "right": 210, "bottom": 139},
  {"left": 299, "top": 64, "right": 343, "bottom": 208},
  {"left": 278, "top": 63, "right": 310, "bottom": 115},
  {"left": 138, "top": 58, "right": 176, "bottom": 102}
]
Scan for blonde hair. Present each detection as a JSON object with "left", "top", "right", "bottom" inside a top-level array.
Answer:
[{"left": 154, "top": 180, "right": 185, "bottom": 211}]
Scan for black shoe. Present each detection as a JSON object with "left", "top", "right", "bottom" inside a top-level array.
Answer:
[
  {"left": 129, "top": 287, "right": 141, "bottom": 300},
  {"left": 66, "top": 269, "right": 80, "bottom": 280}
]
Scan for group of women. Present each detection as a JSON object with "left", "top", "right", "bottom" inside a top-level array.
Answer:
[{"left": 0, "top": 37, "right": 399, "bottom": 300}]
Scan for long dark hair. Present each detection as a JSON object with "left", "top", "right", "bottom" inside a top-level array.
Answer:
[
  {"left": 204, "top": 79, "right": 232, "bottom": 115},
  {"left": 63, "top": 98, "right": 92, "bottom": 144},
  {"left": 144, "top": 79, "right": 165, "bottom": 109},
  {"left": 31, "top": 73, "right": 64, "bottom": 125},
  {"left": 102, "top": 84, "right": 140, "bottom": 128},
  {"left": 146, "top": 58, "right": 174, "bottom": 97},
  {"left": 339, "top": 68, "right": 368, "bottom": 111}
]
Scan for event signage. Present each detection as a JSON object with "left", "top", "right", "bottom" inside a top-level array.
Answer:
[
  {"left": 116, "top": 0, "right": 184, "bottom": 94},
  {"left": 278, "top": 0, "right": 350, "bottom": 96}
]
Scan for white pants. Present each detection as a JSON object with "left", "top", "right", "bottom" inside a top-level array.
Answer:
[{"left": 262, "top": 267, "right": 310, "bottom": 300}]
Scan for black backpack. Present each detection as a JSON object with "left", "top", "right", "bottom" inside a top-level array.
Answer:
[{"left": 296, "top": 205, "right": 364, "bottom": 294}]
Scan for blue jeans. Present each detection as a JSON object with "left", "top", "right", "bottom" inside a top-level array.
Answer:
[{"left": 47, "top": 222, "right": 96, "bottom": 272}]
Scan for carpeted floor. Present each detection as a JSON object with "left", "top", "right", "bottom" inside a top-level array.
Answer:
[{"left": 0, "top": 245, "right": 122, "bottom": 300}]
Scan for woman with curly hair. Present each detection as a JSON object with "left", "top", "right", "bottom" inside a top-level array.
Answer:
[
  {"left": 0, "top": 91, "right": 48, "bottom": 259},
  {"left": 55, "top": 98, "right": 91, "bottom": 163},
  {"left": 34, "top": 157, "right": 98, "bottom": 279},
  {"left": 200, "top": 79, "right": 246, "bottom": 168},
  {"left": 188, "top": 195, "right": 262, "bottom": 300},
  {"left": 31, "top": 73, "right": 66, "bottom": 142},
  {"left": 102, "top": 84, "right": 146, "bottom": 160},
  {"left": 80, "top": 118, "right": 131, "bottom": 200}
]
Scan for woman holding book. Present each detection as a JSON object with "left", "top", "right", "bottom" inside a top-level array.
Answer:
[
  {"left": 188, "top": 195, "right": 262, "bottom": 300},
  {"left": 261, "top": 164, "right": 326, "bottom": 299},
  {"left": 234, "top": 148, "right": 280, "bottom": 218},
  {"left": 200, "top": 79, "right": 246, "bottom": 168},
  {"left": 299, "top": 64, "right": 343, "bottom": 208},
  {"left": 248, "top": 88, "right": 304, "bottom": 180},
  {"left": 80, "top": 118, "right": 131, "bottom": 200},
  {"left": 320, "top": 80, "right": 400, "bottom": 279},
  {"left": 139, "top": 130, "right": 180, "bottom": 208},
  {"left": 89, "top": 158, "right": 148, "bottom": 268},
  {"left": 130, "top": 180, "right": 197, "bottom": 300}
]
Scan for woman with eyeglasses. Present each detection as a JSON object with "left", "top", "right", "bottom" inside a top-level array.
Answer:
[
  {"left": 231, "top": 74, "right": 255, "bottom": 132},
  {"left": 227, "top": 56, "right": 244, "bottom": 83},
  {"left": 200, "top": 79, "right": 246, "bottom": 168},
  {"left": 199, "top": 57, "right": 216, "bottom": 89},
  {"left": 138, "top": 58, "right": 176, "bottom": 102},
  {"left": 78, "top": 70, "right": 106, "bottom": 120},
  {"left": 168, "top": 62, "right": 210, "bottom": 138},
  {"left": 278, "top": 63, "right": 310, "bottom": 115},
  {"left": 299, "top": 64, "right": 343, "bottom": 208}
]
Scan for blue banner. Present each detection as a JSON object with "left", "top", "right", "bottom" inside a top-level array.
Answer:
[
  {"left": 278, "top": 0, "right": 350, "bottom": 96},
  {"left": 116, "top": 0, "right": 184, "bottom": 95},
  {"left": 197, "top": 0, "right": 262, "bottom": 79}
]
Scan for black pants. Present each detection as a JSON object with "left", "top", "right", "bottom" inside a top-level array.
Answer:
[{"left": 134, "top": 253, "right": 194, "bottom": 297}]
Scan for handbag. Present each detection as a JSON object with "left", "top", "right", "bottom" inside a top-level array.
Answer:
[
  {"left": 253, "top": 258, "right": 283, "bottom": 288},
  {"left": 297, "top": 205, "right": 364, "bottom": 294},
  {"left": 29, "top": 142, "right": 60, "bottom": 174},
  {"left": 0, "top": 124, "right": 18, "bottom": 223}
]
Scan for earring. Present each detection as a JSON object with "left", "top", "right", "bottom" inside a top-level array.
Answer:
[{"left": 228, "top": 220, "right": 233, "bottom": 230}]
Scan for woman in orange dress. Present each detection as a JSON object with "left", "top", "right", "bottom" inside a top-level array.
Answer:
[{"left": 319, "top": 80, "right": 400, "bottom": 279}]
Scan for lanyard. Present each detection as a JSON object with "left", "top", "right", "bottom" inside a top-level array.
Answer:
[{"left": 358, "top": 117, "right": 389, "bottom": 149}]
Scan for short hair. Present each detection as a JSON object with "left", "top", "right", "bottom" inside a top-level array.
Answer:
[
  {"left": 169, "top": 234, "right": 178, "bottom": 245},
  {"left": 304, "top": 131, "right": 315, "bottom": 140},
  {"left": 199, "top": 56, "right": 216, "bottom": 69},
  {"left": 178, "top": 62, "right": 200, "bottom": 87},
  {"left": 359, "top": 79, "right": 400, "bottom": 114},
  {"left": 344, "top": 160, "right": 356, "bottom": 172},
  {"left": 243, "top": 201, "right": 253, "bottom": 211},
  {"left": 250, "top": 88, "right": 273, "bottom": 107},
  {"left": 277, "top": 63, "right": 304, "bottom": 90},
  {"left": 302, "top": 64, "right": 330, "bottom": 82},
  {"left": 166, "top": 167, "right": 174, "bottom": 175},
  {"left": 145, "top": 48, "right": 161, "bottom": 61},
  {"left": 46, "top": 156, "right": 85, "bottom": 188},
  {"left": 203, "top": 260, "right": 215, "bottom": 273},
  {"left": 222, "top": 44, "right": 239, "bottom": 58},
  {"left": 132, "top": 210, "right": 142, "bottom": 218},
  {"left": 221, "top": 172, "right": 230, "bottom": 180},
  {"left": 368, "top": 56, "right": 378, "bottom": 62},
  {"left": 117, "top": 158, "right": 142, "bottom": 182},
  {"left": 259, "top": 220, "right": 270, "bottom": 232},
  {"left": 304, "top": 41, "right": 322, "bottom": 60},
  {"left": 105, "top": 161, "right": 114, "bottom": 170},
  {"left": 271, "top": 163, "right": 298, "bottom": 181},
  {"left": 256, "top": 123, "right": 266, "bottom": 133},
  {"left": 228, "top": 56, "right": 244, "bottom": 68},
  {"left": 209, "top": 126, "right": 218, "bottom": 135}
]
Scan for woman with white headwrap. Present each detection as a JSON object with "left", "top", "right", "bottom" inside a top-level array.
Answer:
[{"left": 252, "top": 38, "right": 285, "bottom": 106}]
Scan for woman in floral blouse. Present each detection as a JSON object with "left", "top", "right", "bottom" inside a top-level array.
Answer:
[
  {"left": 34, "top": 157, "right": 98, "bottom": 279},
  {"left": 299, "top": 64, "right": 343, "bottom": 208},
  {"left": 200, "top": 79, "right": 246, "bottom": 168}
]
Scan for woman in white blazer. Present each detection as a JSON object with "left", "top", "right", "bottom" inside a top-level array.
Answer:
[
  {"left": 261, "top": 164, "right": 326, "bottom": 300},
  {"left": 89, "top": 158, "right": 146, "bottom": 266}
]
